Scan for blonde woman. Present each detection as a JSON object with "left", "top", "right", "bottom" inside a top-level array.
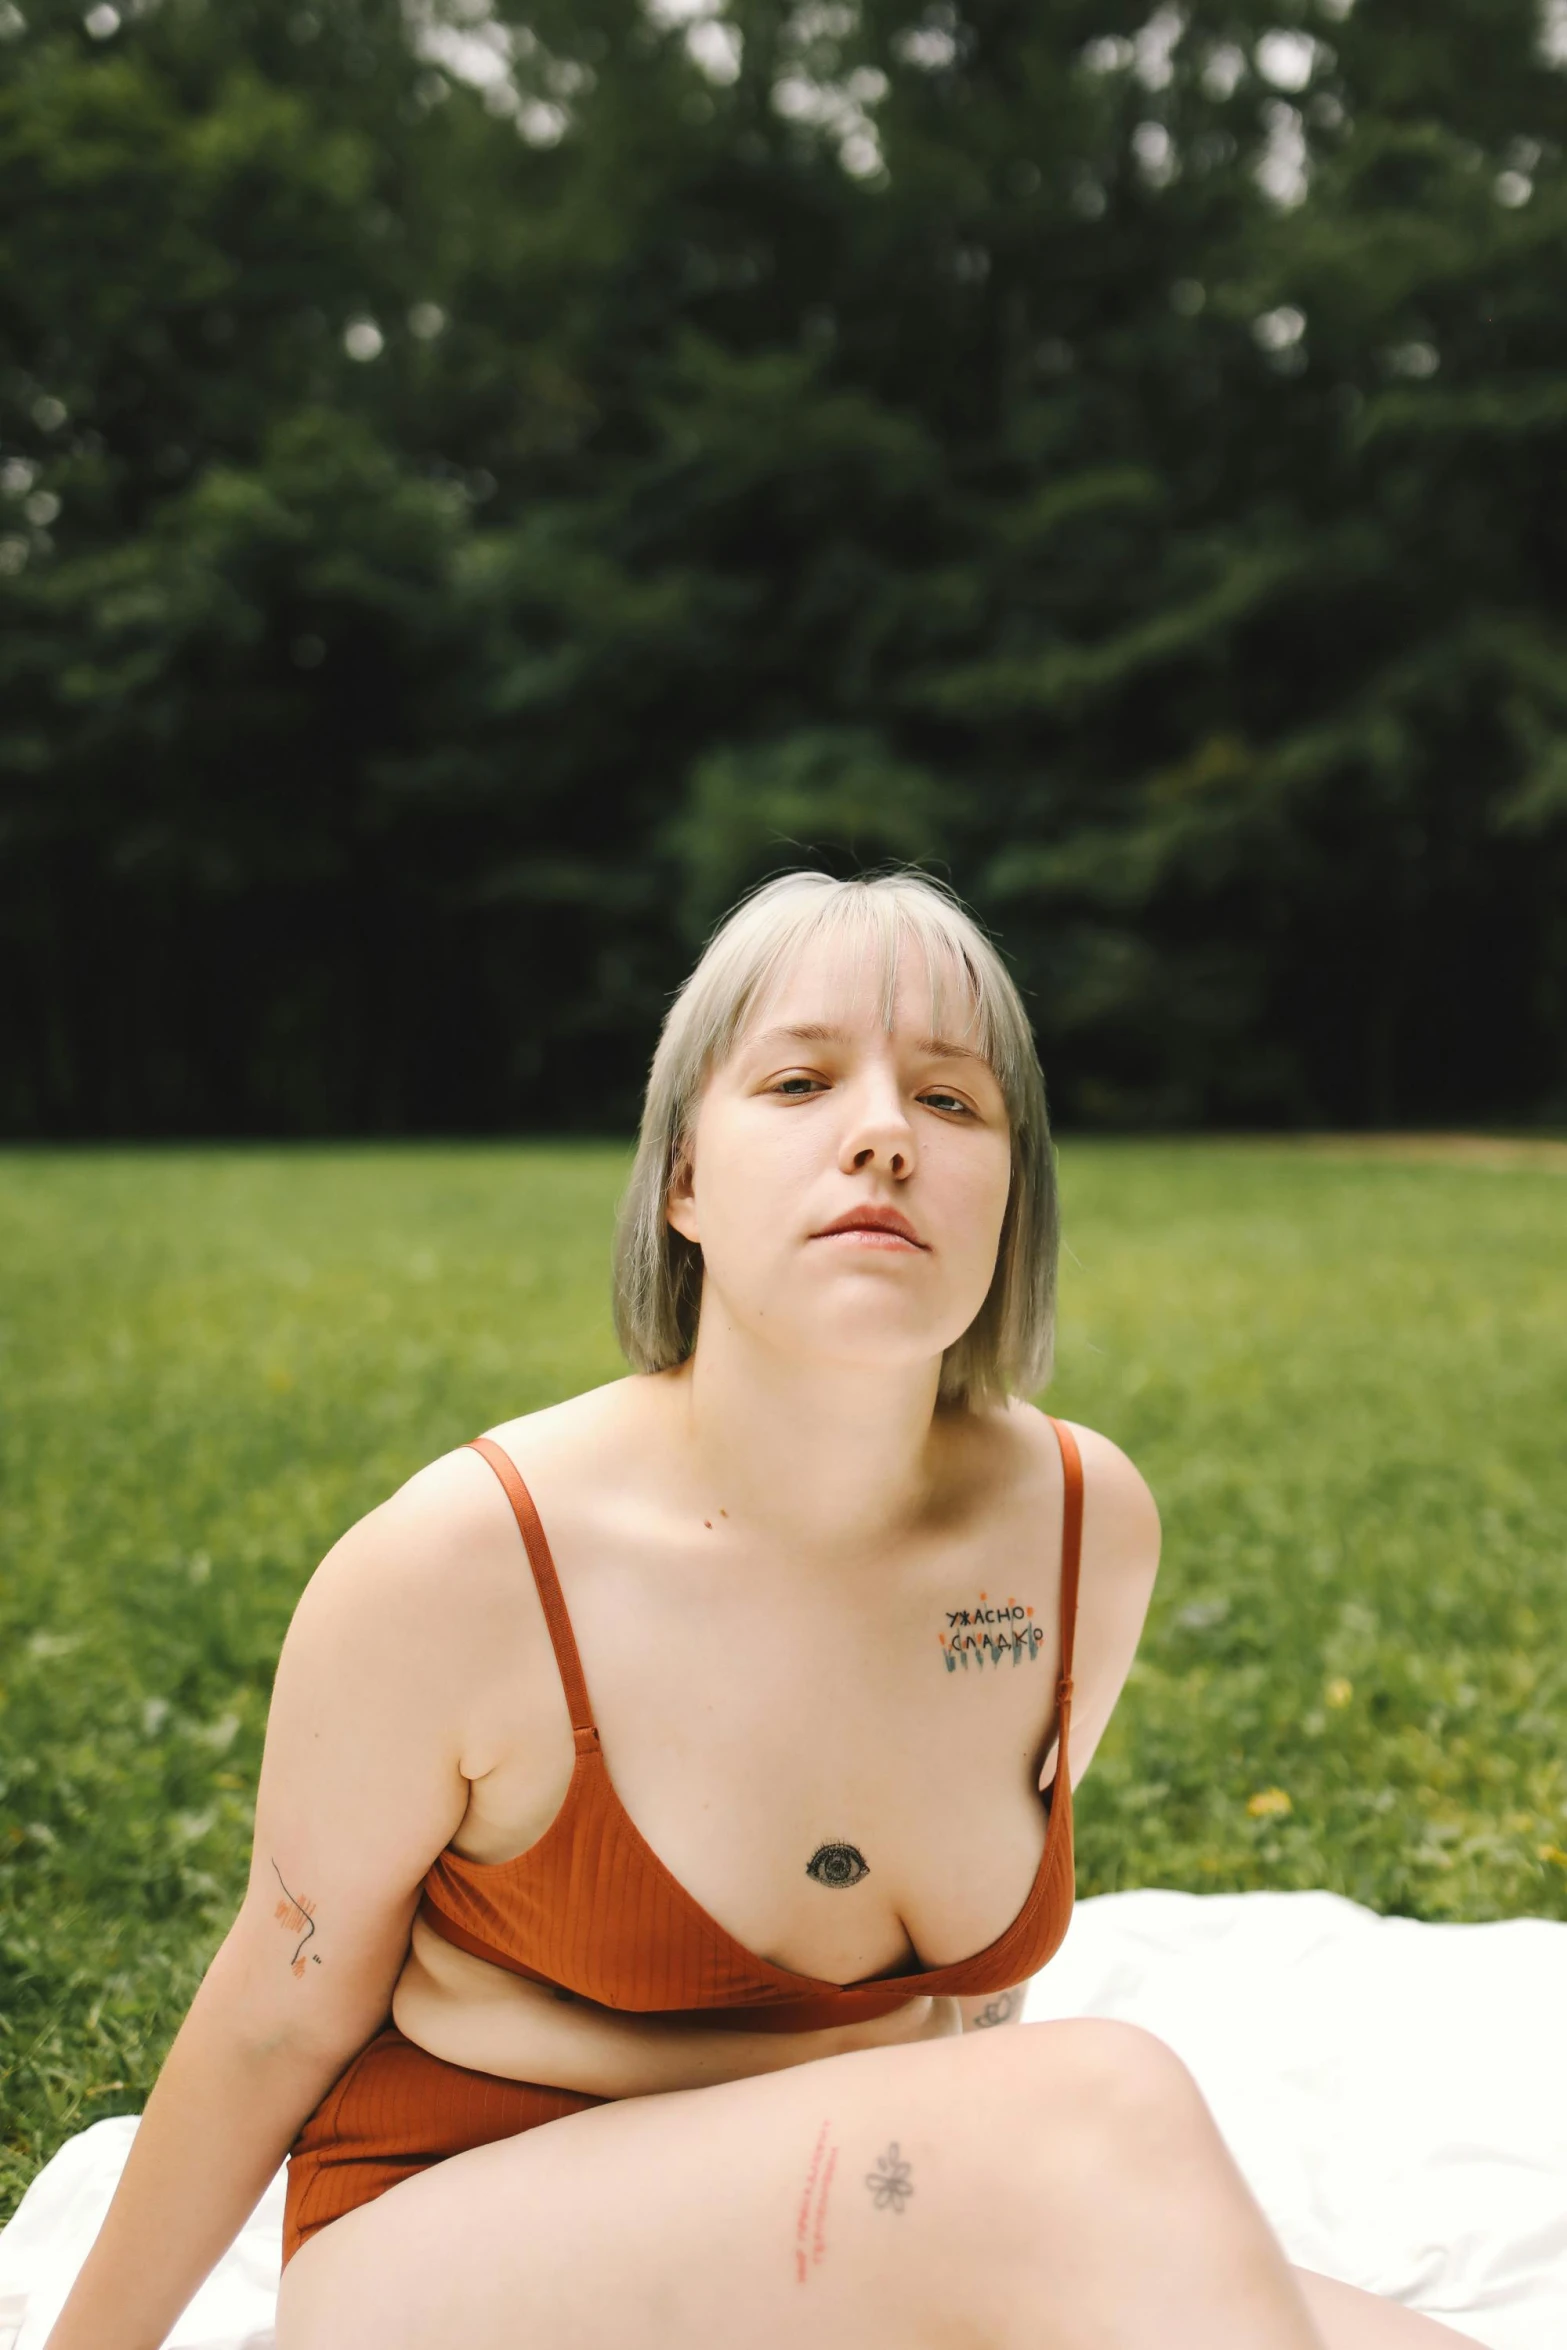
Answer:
[{"left": 48, "top": 870, "right": 1475, "bottom": 2350}]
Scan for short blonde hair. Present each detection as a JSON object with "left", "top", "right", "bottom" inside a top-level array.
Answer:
[{"left": 612, "top": 868, "right": 1059, "bottom": 1407}]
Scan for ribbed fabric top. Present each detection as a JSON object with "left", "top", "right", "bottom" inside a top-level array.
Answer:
[{"left": 418, "top": 1418, "right": 1082, "bottom": 2035}]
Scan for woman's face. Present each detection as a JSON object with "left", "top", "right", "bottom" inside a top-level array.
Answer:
[{"left": 666, "top": 940, "right": 1013, "bottom": 1381}]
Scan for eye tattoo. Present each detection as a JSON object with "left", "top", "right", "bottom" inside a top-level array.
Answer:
[
  {"left": 938, "top": 1589, "right": 1046, "bottom": 1672},
  {"left": 805, "top": 1842, "right": 870, "bottom": 1889},
  {"left": 864, "top": 2142, "right": 914, "bottom": 2213},
  {"left": 271, "top": 1859, "right": 322, "bottom": 1976}
]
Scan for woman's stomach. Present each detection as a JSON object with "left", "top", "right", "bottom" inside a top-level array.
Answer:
[{"left": 391, "top": 1907, "right": 962, "bottom": 2098}]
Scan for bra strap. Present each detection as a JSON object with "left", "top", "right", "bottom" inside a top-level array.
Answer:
[
  {"left": 467, "top": 1437, "right": 600, "bottom": 1752},
  {"left": 1045, "top": 1415, "right": 1083, "bottom": 1755}
]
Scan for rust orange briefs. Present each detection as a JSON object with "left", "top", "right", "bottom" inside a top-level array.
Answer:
[
  {"left": 282, "top": 2023, "right": 606, "bottom": 2267},
  {"left": 281, "top": 1419, "right": 1082, "bottom": 2266}
]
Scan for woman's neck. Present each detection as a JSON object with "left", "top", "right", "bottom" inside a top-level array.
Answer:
[{"left": 663, "top": 1313, "right": 951, "bottom": 1564}]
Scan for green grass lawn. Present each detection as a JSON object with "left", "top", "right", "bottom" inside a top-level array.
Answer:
[{"left": 2, "top": 1139, "right": 1564, "bottom": 2220}]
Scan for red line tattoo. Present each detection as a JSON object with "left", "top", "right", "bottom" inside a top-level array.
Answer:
[{"left": 793, "top": 2117, "right": 840, "bottom": 2282}]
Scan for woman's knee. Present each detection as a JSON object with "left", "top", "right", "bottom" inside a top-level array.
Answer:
[
  {"left": 1028, "top": 2014, "right": 1204, "bottom": 2097},
  {"left": 975, "top": 2015, "right": 1223, "bottom": 2174},
  {"left": 885, "top": 2019, "right": 1224, "bottom": 2300}
]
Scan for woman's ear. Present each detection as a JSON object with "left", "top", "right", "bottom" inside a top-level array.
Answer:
[{"left": 666, "top": 1144, "right": 700, "bottom": 1245}]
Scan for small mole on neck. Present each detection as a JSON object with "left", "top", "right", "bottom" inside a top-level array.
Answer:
[{"left": 703, "top": 1519, "right": 712, "bottom": 1530}]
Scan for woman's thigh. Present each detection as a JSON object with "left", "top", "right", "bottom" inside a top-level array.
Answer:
[
  {"left": 276, "top": 2018, "right": 1205, "bottom": 2350},
  {"left": 1291, "top": 2269, "right": 1485, "bottom": 2348}
]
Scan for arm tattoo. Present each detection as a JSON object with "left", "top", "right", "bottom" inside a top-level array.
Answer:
[
  {"left": 939, "top": 1591, "right": 1045, "bottom": 1671},
  {"left": 864, "top": 2142, "right": 914, "bottom": 2212},
  {"left": 271, "top": 1859, "right": 322, "bottom": 1977},
  {"left": 971, "top": 1989, "right": 1020, "bottom": 2028}
]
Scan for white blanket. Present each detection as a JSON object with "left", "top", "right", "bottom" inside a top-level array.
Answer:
[{"left": 2, "top": 1890, "right": 1562, "bottom": 2350}]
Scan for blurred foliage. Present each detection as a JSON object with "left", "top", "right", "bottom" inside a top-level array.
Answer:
[
  {"left": 2, "top": 0, "right": 1567, "bottom": 1131},
  {"left": 2, "top": 1139, "right": 1564, "bottom": 2211}
]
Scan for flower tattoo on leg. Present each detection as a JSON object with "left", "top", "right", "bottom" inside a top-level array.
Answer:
[{"left": 864, "top": 2142, "right": 914, "bottom": 2212}]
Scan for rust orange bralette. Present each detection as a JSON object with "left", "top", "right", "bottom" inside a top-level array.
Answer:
[{"left": 417, "top": 1418, "right": 1083, "bottom": 2034}]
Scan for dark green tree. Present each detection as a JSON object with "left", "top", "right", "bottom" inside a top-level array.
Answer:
[{"left": 2, "top": 0, "right": 1564, "bottom": 1132}]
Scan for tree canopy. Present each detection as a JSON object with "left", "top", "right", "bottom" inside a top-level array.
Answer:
[{"left": 2, "top": 0, "right": 1565, "bottom": 1133}]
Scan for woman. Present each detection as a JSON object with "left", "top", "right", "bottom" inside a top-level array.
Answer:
[{"left": 47, "top": 870, "right": 1475, "bottom": 2350}]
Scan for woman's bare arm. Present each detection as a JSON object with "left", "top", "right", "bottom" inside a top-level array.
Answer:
[
  {"left": 42, "top": 1449, "right": 514, "bottom": 2350},
  {"left": 1038, "top": 1419, "right": 1162, "bottom": 1794},
  {"left": 956, "top": 1985, "right": 1030, "bottom": 2029},
  {"left": 40, "top": 1972, "right": 379, "bottom": 2350},
  {"left": 952, "top": 1422, "right": 1162, "bottom": 2040}
]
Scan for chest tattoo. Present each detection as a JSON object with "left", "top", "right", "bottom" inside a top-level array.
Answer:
[
  {"left": 938, "top": 1590, "right": 1046, "bottom": 1672},
  {"left": 805, "top": 1841, "right": 870, "bottom": 1888}
]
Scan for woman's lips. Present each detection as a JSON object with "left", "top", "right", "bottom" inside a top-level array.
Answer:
[{"left": 812, "top": 1227, "right": 924, "bottom": 1251}]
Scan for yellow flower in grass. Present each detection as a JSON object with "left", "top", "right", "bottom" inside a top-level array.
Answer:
[
  {"left": 1324, "top": 1677, "right": 1354, "bottom": 1708},
  {"left": 1247, "top": 1787, "right": 1293, "bottom": 1819},
  {"left": 1538, "top": 1844, "right": 1567, "bottom": 1870}
]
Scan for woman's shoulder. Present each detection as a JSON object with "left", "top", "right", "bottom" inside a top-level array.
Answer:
[
  {"left": 995, "top": 1403, "right": 1162, "bottom": 1786},
  {"left": 301, "top": 1442, "right": 532, "bottom": 1685},
  {"left": 362, "top": 1375, "right": 644, "bottom": 1540},
  {"left": 296, "top": 1382, "right": 648, "bottom": 1765},
  {"left": 980, "top": 1395, "right": 1161, "bottom": 1538},
  {"left": 326, "top": 1375, "right": 658, "bottom": 1644},
  {"left": 477, "top": 1372, "right": 650, "bottom": 1470}
]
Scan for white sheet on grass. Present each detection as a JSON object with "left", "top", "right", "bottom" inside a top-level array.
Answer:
[
  {"left": 1020, "top": 1889, "right": 1567, "bottom": 2349},
  {"left": 1, "top": 1889, "right": 1562, "bottom": 2350}
]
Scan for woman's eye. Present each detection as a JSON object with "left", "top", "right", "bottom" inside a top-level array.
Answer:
[{"left": 768, "top": 1078, "right": 973, "bottom": 1112}]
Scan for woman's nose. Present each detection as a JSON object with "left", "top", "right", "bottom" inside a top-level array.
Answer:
[{"left": 839, "top": 1078, "right": 916, "bottom": 1176}]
